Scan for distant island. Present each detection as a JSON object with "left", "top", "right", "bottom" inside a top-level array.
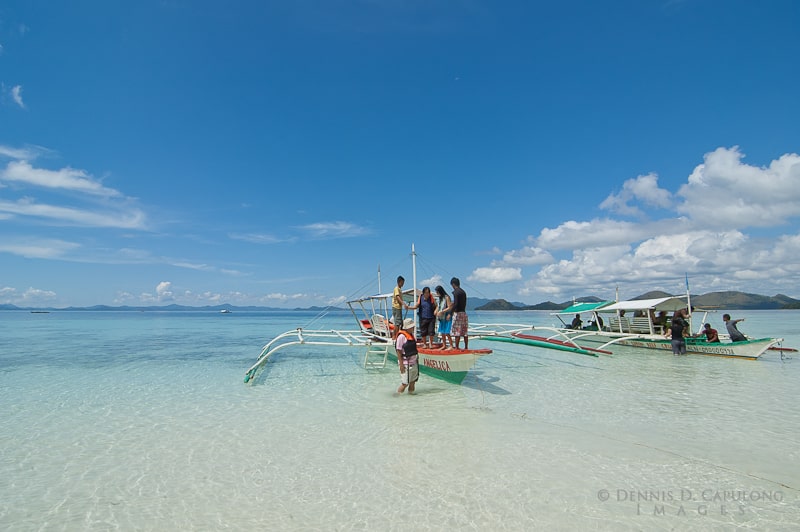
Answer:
[
  {"left": 475, "top": 290, "right": 800, "bottom": 311},
  {"left": 2, "top": 290, "right": 799, "bottom": 312}
]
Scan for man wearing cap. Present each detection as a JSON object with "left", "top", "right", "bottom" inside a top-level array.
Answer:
[{"left": 395, "top": 317, "right": 419, "bottom": 394}]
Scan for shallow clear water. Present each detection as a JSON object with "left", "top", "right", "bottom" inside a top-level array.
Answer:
[{"left": 1, "top": 309, "right": 799, "bottom": 530}]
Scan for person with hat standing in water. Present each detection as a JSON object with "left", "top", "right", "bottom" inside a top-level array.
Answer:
[{"left": 395, "top": 318, "right": 419, "bottom": 394}]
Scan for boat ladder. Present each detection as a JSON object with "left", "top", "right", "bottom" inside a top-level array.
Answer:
[{"left": 364, "top": 341, "right": 390, "bottom": 369}]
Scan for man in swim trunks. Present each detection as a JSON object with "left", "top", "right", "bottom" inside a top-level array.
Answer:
[{"left": 447, "top": 277, "right": 469, "bottom": 350}]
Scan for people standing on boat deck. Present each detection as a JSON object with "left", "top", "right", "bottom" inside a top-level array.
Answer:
[
  {"left": 407, "top": 286, "right": 437, "bottom": 349},
  {"left": 392, "top": 276, "right": 409, "bottom": 339},
  {"left": 446, "top": 277, "right": 469, "bottom": 350},
  {"left": 434, "top": 285, "right": 453, "bottom": 349},
  {"left": 570, "top": 314, "right": 583, "bottom": 329},
  {"left": 396, "top": 318, "right": 419, "bottom": 394},
  {"left": 703, "top": 323, "right": 720, "bottom": 343},
  {"left": 723, "top": 314, "right": 747, "bottom": 342},
  {"left": 666, "top": 315, "right": 687, "bottom": 355}
]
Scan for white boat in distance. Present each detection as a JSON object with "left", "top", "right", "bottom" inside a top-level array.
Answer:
[{"left": 547, "top": 296, "right": 794, "bottom": 360}]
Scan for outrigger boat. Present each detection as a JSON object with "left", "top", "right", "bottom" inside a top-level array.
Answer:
[
  {"left": 245, "top": 245, "right": 552, "bottom": 386},
  {"left": 548, "top": 295, "right": 794, "bottom": 360}
]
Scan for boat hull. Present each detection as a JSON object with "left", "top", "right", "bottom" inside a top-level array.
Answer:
[
  {"left": 386, "top": 345, "right": 491, "bottom": 384},
  {"left": 558, "top": 330, "right": 778, "bottom": 359}
]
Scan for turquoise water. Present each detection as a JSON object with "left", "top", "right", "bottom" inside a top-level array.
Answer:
[{"left": 1, "top": 309, "right": 799, "bottom": 531}]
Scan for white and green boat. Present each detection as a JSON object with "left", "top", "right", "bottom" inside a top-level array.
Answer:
[{"left": 550, "top": 297, "right": 791, "bottom": 360}]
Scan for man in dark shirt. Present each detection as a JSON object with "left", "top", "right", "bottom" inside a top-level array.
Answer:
[{"left": 448, "top": 277, "right": 469, "bottom": 349}]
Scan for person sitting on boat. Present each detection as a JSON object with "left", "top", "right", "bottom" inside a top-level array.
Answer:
[
  {"left": 407, "top": 286, "right": 437, "bottom": 349},
  {"left": 570, "top": 314, "right": 582, "bottom": 329},
  {"left": 665, "top": 315, "right": 687, "bottom": 355},
  {"left": 723, "top": 314, "right": 747, "bottom": 342},
  {"left": 396, "top": 318, "right": 419, "bottom": 394},
  {"left": 702, "top": 323, "right": 720, "bottom": 343},
  {"left": 434, "top": 285, "right": 453, "bottom": 349}
]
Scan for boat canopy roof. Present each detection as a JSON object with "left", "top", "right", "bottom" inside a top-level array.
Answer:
[
  {"left": 553, "top": 301, "right": 613, "bottom": 315},
  {"left": 599, "top": 296, "right": 687, "bottom": 313},
  {"left": 347, "top": 289, "right": 420, "bottom": 305}
]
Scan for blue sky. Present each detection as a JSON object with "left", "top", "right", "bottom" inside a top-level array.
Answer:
[{"left": 1, "top": 0, "right": 799, "bottom": 308}]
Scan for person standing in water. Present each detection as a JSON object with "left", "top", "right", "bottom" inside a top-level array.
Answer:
[{"left": 395, "top": 318, "right": 419, "bottom": 394}]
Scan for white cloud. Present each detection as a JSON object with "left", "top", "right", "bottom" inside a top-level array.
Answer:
[
  {"left": 155, "top": 281, "right": 173, "bottom": 301},
  {"left": 536, "top": 218, "right": 671, "bottom": 250},
  {"left": 0, "top": 238, "right": 81, "bottom": 259},
  {"left": 1, "top": 160, "right": 121, "bottom": 197},
  {"left": 469, "top": 266, "right": 522, "bottom": 283},
  {"left": 484, "top": 147, "right": 800, "bottom": 302},
  {"left": 600, "top": 172, "right": 672, "bottom": 216},
  {"left": 0, "top": 198, "right": 146, "bottom": 228},
  {"left": 10, "top": 85, "right": 25, "bottom": 108},
  {"left": 262, "top": 292, "right": 308, "bottom": 302},
  {"left": 0, "top": 153, "right": 146, "bottom": 230},
  {"left": 0, "top": 286, "right": 57, "bottom": 305},
  {"left": 0, "top": 144, "right": 52, "bottom": 161},
  {"left": 420, "top": 274, "right": 443, "bottom": 287},
  {"left": 676, "top": 147, "right": 800, "bottom": 228},
  {"left": 297, "top": 221, "right": 369, "bottom": 239},
  {"left": 229, "top": 232, "right": 286, "bottom": 244},
  {"left": 496, "top": 245, "right": 553, "bottom": 266}
]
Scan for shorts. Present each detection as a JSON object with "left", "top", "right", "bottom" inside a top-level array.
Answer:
[
  {"left": 438, "top": 318, "right": 452, "bottom": 335},
  {"left": 392, "top": 308, "right": 403, "bottom": 329},
  {"left": 451, "top": 312, "right": 468, "bottom": 337},
  {"left": 401, "top": 361, "right": 419, "bottom": 384},
  {"left": 671, "top": 339, "right": 686, "bottom": 355},
  {"left": 419, "top": 317, "right": 435, "bottom": 337}
]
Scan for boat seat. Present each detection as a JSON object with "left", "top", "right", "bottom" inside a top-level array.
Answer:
[
  {"left": 370, "top": 314, "right": 392, "bottom": 338},
  {"left": 608, "top": 317, "right": 631, "bottom": 332},
  {"left": 609, "top": 316, "right": 659, "bottom": 334}
]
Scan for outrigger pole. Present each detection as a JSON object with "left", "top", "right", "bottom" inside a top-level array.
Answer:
[{"left": 411, "top": 243, "right": 418, "bottom": 331}]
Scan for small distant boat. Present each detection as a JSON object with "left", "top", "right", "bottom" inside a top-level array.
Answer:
[
  {"left": 220, "top": 309, "right": 232, "bottom": 314},
  {"left": 30, "top": 310, "right": 50, "bottom": 314}
]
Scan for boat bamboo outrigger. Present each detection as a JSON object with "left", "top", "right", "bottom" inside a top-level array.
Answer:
[{"left": 244, "top": 245, "right": 603, "bottom": 386}]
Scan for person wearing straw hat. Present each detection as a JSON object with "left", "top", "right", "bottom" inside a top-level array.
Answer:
[{"left": 395, "top": 318, "right": 419, "bottom": 394}]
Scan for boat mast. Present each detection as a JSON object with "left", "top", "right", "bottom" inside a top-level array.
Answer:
[
  {"left": 411, "top": 243, "right": 418, "bottom": 331},
  {"left": 685, "top": 273, "right": 697, "bottom": 334}
]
